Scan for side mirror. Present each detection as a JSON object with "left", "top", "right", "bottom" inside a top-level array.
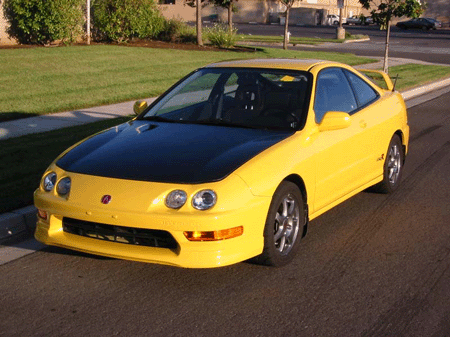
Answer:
[
  {"left": 133, "top": 100, "right": 148, "bottom": 115},
  {"left": 318, "top": 111, "right": 351, "bottom": 132}
]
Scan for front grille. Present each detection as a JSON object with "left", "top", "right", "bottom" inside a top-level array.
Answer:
[{"left": 63, "top": 217, "right": 178, "bottom": 249}]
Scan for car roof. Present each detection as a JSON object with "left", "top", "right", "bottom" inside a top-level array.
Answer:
[{"left": 205, "top": 58, "right": 331, "bottom": 71}]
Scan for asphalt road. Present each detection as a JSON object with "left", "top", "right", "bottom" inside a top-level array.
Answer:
[
  {"left": 1, "top": 89, "right": 450, "bottom": 336},
  {"left": 236, "top": 24, "right": 450, "bottom": 65}
]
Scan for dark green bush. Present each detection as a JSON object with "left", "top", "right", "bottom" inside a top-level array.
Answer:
[
  {"left": 92, "top": 0, "right": 165, "bottom": 42},
  {"left": 158, "top": 19, "right": 196, "bottom": 43},
  {"left": 3, "top": 0, "right": 84, "bottom": 45}
]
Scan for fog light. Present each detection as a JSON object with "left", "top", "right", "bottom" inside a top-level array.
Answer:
[{"left": 184, "top": 226, "right": 243, "bottom": 241}]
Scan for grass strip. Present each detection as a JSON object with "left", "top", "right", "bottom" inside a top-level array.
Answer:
[
  {"left": 0, "top": 45, "right": 375, "bottom": 122},
  {"left": 388, "top": 64, "right": 450, "bottom": 91},
  {"left": 0, "top": 117, "right": 132, "bottom": 213}
]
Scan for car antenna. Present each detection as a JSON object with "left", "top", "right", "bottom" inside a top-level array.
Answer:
[{"left": 392, "top": 74, "right": 399, "bottom": 92}]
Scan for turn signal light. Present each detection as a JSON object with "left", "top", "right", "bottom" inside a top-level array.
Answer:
[
  {"left": 37, "top": 209, "right": 48, "bottom": 221},
  {"left": 184, "top": 226, "right": 243, "bottom": 241}
]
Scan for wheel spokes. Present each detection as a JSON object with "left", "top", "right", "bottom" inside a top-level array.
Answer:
[
  {"left": 273, "top": 195, "right": 301, "bottom": 255},
  {"left": 387, "top": 144, "right": 401, "bottom": 184}
]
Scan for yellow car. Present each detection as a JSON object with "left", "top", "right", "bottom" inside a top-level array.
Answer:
[{"left": 34, "top": 59, "right": 409, "bottom": 268}]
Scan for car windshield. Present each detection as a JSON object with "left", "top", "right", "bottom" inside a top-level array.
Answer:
[{"left": 141, "top": 67, "right": 311, "bottom": 131}]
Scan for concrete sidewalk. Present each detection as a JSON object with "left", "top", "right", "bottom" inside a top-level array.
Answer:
[
  {"left": 0, "top": 97, "right": 157, "bottom": 140},
  {"left": 1, "top": 56, "right": 450, "bottom": 245}
]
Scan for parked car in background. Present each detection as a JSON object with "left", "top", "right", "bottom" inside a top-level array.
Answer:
[
  {"left": 327, "top": 14, "right": 346, "bottom": 25},
  {"left": 345, "top": 15, "right": 373, "bottom": 25},
  {"left": 424, "top": 18, "right": 442, "bottom": 29},
  {"left": 396, "top": 17, "right": 441, "bottom": 30}
]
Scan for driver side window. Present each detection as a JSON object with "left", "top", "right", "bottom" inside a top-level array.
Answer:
[{"left": 314, "top": 68, "right": 357, "bottom": 123}]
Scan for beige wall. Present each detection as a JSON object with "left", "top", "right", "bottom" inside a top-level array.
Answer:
[
  {"left": 423, "top": 0, "right": 450, "bottom": 24},
  {"left": 292, "top": 0, "right": 363, "bottom": 19},
  {"left": 0, "top": 2, "right": 17, "bottom": 45},
  {"left": 159, "top": 3, "right": 196, "bottom": 22},
  {"left": 362, "top": 0, "right": 450, "bottom": 25},
  {"left": 160, "top": 0, "right": 364, "bottom": 24}
]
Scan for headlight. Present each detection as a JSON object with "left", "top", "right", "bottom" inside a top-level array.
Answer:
[
  {"left": 43, "top": 172, "right": 57, "bottom": 192},
  {"left": 192, "top": 190, "right": 217, "bottom": 210},
  {"left": 56, "top": 177, "right": 71, "bottom": 196},
  {"left": 165, "top": 190, "right": 187, "bottom": 209}
]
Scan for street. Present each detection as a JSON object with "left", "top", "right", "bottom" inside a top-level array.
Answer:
[
  {"left": 236, "top": 23, "right": 450, "bottom": 65},
  {"left": 1, "top": 87, "right": 450, "bottom": 336}
]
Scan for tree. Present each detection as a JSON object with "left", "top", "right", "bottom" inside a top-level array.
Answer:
[
  {"left": 359, "top": 0, "right": 424, "bottom": 73},
  {"left": 186, "top": 0, "right": 207, "bottom": 45},
  {"left": 196, "top": 0, "right": 203, "bottom": 45},
  {"left": 279, "top": 0, "right": 295, "bottom": 50},
  {"left": 209, "top": 0, "right": 237, "bottom": 32}
]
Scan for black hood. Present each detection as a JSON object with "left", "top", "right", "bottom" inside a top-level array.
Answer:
[{"left": 56, "top": 120, "right": 293, "bottom": 184}]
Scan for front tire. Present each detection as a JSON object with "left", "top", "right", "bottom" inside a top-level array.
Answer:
[
  {"left": 254, "top": 182, "right": 307, "bottom": 267},
  {"left": 372, "top": 135, "right": 404, "bottom": 194}
]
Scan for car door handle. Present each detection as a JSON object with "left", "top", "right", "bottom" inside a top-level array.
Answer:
[{"left": 359, "top": 120, "right": 367, "bottom": 128}]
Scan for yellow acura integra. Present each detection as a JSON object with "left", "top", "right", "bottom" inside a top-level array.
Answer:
[{"left": 34, "top": 59, "right": 409, "bottom": 268}]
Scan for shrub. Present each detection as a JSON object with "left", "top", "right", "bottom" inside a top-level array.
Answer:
[
  {"left": 158, "top": 19, "right": 196, "bottom": 43},
  {"left": 92, "top": 0, "right": 165, "bottom": 42},
  {"left": 205, "top": 24, "right": 237, "bottom": 48},
  {"left": 3, "top": 0, "right": 84, "bottom": 45}
]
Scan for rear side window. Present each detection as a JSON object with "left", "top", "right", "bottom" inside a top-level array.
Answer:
[{"left": 343, "top": 70, "right": 379, "bottom": 108}]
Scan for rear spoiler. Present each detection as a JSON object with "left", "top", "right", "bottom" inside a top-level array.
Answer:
[{"left": 358, "top": 69, "right": 395, "bottom": 91}]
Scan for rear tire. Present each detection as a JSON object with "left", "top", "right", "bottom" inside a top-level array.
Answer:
[
  {"left": 253, "top": 182, "right": 307, "bottom": 267},
  {"left": 372, "top": 135, "right": 404, "bottom": 194}
]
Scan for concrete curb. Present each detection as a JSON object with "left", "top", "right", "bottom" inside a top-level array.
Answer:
[
  {"left": 401, "top": 77, "right": 450, "bottom": 100},
  {"left": 0, "top": 206, "right": 37, "bottom": 244},
  {"left": 343, "top": 38, "right": 370, "bottom": 43},
  {"left": 238, "top": 37, "right": 370, "bottom": 48},
  {"left": 1, "top": 75, "right": 449, "bottom": 245}
]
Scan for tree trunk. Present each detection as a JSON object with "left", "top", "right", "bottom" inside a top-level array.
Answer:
[
  {"left": 283, "top": 7, "right": 290, "bottom": 50},
  {"left": 228, "top": 3, "right": 233, "bottom": 33},
  {"left": 86, "top": 0, "right": 90, "bottom": 45},
  {"left": 383, "top": 20, "right": 391, "bottom": 73},
  {"left": 196, "top": 0, "right": 203, "bottom": 46}
]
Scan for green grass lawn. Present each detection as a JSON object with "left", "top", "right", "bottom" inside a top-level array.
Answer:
[
  {"left": 0, "top": 45, "right": 376, "bottom": 122},
  {"left": 388, "top": 64, "right": 450, "bottom": 91},
  {"left": 0, "top": 117, "right": 132, "bottom": 213},
  {"left": 360, "top": 64, "right": 450, "bottom": 91}
]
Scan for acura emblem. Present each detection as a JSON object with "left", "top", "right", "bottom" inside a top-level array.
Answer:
[{"left": 101, "top": 195, "right": 112, "bottom": 204}]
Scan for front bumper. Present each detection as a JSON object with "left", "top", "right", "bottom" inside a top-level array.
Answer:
[{"left": 34, "top": 169, "right": 271, "bottom": 268}]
